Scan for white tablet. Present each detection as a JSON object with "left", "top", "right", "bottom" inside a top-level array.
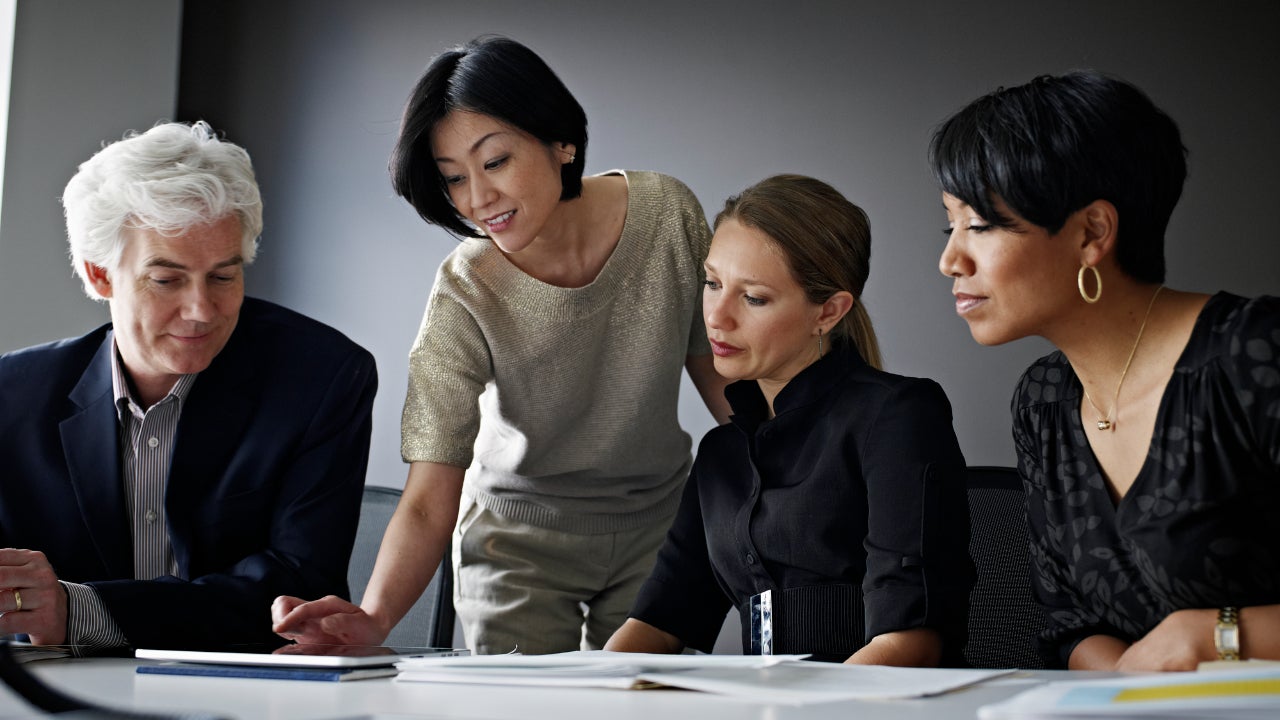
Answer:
[{"left": 135, "top": 644, "right": 468, "bottom": 668}]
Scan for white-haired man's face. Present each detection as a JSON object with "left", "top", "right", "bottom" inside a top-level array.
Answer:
[{"left": 84, "top": 215, "right": 244, "bottom": 406}]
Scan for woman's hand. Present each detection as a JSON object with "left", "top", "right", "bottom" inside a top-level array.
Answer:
[
  {"left": 270, "top": 462, "right": 465, "bottom": 649},
  {"left": 846, "top": 627, "right": 941, "bottom": 667},
  {"left": 1068, "top": 634, "right": 1129, "bottom": 670},
  {"left": 1115, "top": 608, "right": 1215, "bottom": 672},
  {"left": 604, "top": 618, "right": 684, "bottom": 654},
  {"left": 271, "top": 594, "right": 388, "bottom": 646}
]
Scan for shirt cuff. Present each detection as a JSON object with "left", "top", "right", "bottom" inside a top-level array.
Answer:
[{"left": 62, "top": 581, "right": 128, "bottom": 655}]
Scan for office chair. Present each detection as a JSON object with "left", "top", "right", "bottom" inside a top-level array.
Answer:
[
  {"left": 963, "top": 466, "right": 1047, "bottom": 669},
  {"left": 348, "top": 485, "right": 456, "bottom": 648}
]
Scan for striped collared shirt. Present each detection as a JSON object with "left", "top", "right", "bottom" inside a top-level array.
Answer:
[{"left": 63, "top": 336, "right": 197, "bottom": 651}]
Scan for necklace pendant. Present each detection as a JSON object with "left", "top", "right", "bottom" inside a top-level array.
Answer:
[{"left": 1097, "top": 419, "right": 1113, "bottom": 431}]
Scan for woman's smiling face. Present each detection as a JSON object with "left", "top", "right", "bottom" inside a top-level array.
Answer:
[{"left": 430, "top": 110, "right": 571, "bottom": 254}]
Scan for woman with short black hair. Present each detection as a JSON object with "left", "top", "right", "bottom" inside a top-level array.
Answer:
[
  {"left": 273, "top": 35, "right": 730, "bottom": 655},
  {"left": 932, "top": 70, "right": 1280, "bottom": 671}
]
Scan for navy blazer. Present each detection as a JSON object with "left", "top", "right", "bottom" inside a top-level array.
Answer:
[{"left": 0, "top": 297, "right": 377, "bottom": 650}]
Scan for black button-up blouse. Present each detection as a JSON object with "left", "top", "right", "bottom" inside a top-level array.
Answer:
[{"left": 630, "top": 341, "right": 973, "bottom": 663}]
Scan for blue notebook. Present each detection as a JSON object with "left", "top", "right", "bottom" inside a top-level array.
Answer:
[{"left": 137, "top": 662, "right": 397, "bottom": 682}]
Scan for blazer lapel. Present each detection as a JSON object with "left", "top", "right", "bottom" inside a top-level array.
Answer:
[
  {"left": 60, "top": 335, "right": 131, "bottom": 579},
  {"left": 166, "top": 326, "right": 255, "bottom": 577}
]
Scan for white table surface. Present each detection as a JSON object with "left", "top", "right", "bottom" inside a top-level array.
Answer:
[{"left": 1, "top": 658, "right": 1085, "bottom": 720}]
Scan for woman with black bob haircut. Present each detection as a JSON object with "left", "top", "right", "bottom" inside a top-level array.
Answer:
[
  {"left": 606, "top": 175, "right": 973, "bottom": 665},
  {"left": 932, "top": 70, "right": 1280, "bottom": 671},
  {"left": 273, "top": 35, "right": 731, "bottom": 654},
  {"left": 389, "top": 35, "right": 588, "bottom": 235}
]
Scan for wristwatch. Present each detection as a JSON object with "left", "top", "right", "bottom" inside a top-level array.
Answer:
[{"left": 1215, "top": 606, "right": 1240, "bottom": 661}]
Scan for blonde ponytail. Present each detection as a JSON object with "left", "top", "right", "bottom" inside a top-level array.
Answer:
[{"left": 841, "top": 297, "right": 882, "bottom": 370}]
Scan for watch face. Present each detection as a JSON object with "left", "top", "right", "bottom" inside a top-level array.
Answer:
[
  {"left": 1216, "top": 609, "right": 1240, "bottom": 660},
  {"left": 1215, "top": 624, "right": 1239, "bottom": 649}
]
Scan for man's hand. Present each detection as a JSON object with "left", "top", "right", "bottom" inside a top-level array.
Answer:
[{"left": 0, "top": 548, "right": 69, "bottom": 645}]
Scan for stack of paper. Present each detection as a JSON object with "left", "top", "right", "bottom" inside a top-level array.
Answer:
[
  {"left": 396, "top": 651, "right": 1011, "bottom": 704},
  {"left": 978, "top": 667, "right": 1280, "bottom": 718},
  {"left": 396, "top": 652, "right": 805, "bottom": 690},
  {"left": 6, "top": 642, "right": 73, "bottom": 663}
]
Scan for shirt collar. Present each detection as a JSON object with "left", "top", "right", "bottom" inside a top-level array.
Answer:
[
  {"left": 109, "top": 333, "right": 198, "bottom": 419},
  {"left": 725, "top": 339, "right": 864, "bottom": 431}
]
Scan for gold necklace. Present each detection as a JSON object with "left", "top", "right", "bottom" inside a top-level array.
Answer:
[{"left": 1082, "top": 285, "right": 1163, "bottom": 432}]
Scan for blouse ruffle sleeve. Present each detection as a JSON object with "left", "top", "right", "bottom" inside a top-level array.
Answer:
[
  {"left": 1220, "top": 295, "right": 1280, "bottom": 471},
  {"left": 1013, "top": 358, "right": 1116, "bottom": 668}
]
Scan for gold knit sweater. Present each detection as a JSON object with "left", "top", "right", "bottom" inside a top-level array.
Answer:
[{"left": 401, "top": 170, "right": 712, "bottom": 534}]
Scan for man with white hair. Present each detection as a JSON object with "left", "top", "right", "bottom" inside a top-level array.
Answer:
[{"left": 0, "top": 122, "right": 377, "bottom": 652}]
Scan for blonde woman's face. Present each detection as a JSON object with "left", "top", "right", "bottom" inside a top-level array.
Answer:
[{"left": 702, "top": 219, "right": 824, "bottom": 391}]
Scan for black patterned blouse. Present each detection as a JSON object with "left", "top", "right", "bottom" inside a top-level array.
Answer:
[{"left": 1013, "top": 292, "right": 1280, "bottom": 668}]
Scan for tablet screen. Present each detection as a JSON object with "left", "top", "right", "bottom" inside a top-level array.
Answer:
[{"left": 135, "top": 643, "right": 467, "bottom": 668}]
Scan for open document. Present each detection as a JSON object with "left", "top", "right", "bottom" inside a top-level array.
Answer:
[
  {"left": 978, "top": 666, "right": 1280, "bottom": 719},
  {"left": 396, "top": 650, "right": 1011, "bottom": 704}
]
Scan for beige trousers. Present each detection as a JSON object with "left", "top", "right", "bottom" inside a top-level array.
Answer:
[{"left": 452, "top": 494, "right": 673, "bottom": 655}]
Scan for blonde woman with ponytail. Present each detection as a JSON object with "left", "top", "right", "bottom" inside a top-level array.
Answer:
[{"left": 606, "top": 175, "right": 973, "bottom": 666}]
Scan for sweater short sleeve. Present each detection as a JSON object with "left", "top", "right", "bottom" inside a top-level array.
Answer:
[
  {"left": 662, "top": 176, "right": 713, "bottom": 356},
  {"left": 400, "top": 287, "right": 493, "bottom": 467}
]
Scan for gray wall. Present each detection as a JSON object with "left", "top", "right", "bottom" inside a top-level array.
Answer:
[
  {"left": 172, "top": 0, "right": 1280, "bottom": 488},
  {"left": 0, "top": 0, "right": 180, "bottom": 351}
]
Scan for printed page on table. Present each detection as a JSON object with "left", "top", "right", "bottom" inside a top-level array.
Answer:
[{"left": 978, "top": 667, "right": 1280, "bottom": 718}]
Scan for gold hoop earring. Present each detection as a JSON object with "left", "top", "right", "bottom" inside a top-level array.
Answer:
[{"left": 1078, "top": 264, "right": 1102, "bottom": 304}]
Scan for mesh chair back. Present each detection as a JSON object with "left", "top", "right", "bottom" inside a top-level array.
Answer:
[
  {"left": 963, "top": 466, "right": 1047, "bottom": 668},
  {"left": 348, "top": 485, "right": 455, "bottom": 648}
]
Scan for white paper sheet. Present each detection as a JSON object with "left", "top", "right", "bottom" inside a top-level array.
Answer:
[
  {"left": 396, "top": 650, "right": 1011, "bottom": 704},
  {"left": 395, "top": 650, "right": 810, "bottom": 690}
]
